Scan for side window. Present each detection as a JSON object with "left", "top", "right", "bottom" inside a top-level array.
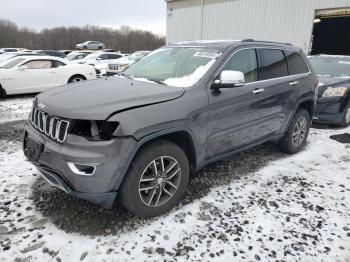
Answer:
[
  {"left": 284, "top": 50, "right": 309, "bottom": 75},
  {"left": 52, "top": 60, "right": 66, "bottom": 68},
  {"left": 99, "top": 54, "right": 108, "bottom": 60},
  {"left": 109, "top": 54, "right": 122, "bottom": 59},
  {"left": 260, "top": 49, "right": 288, "bottom": 80},
  {"left": 21, "top": 60, "right": 53, "bottom": 69},
  {"left": 222, "top": 49, "right": 258, "bottom": 83}
]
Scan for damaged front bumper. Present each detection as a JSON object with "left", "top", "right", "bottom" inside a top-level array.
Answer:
[{"left": 23, "top": 122, "right": 137, "bottom": 208}]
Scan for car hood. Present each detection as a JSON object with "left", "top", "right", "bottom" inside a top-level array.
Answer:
[
  {"left": 317, "top": 76, "right": 350, "bottom": 97},
  {"left": 36, "top": 77, "right": 185, "bottom": 120}
]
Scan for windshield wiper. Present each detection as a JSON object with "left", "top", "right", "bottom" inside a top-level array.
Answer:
[
  {"left": 145, "top": 77, "right": 166, "bottom": 85},
  {"left": 118, "top": 73, "right": 134, "bottom": 79}
]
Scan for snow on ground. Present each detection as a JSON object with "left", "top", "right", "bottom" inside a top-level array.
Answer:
[
  {"left": 0, "top": 98, "right": 349, "bottom": 262},
  {"left": 0, "top": 96, "right": 34, "bottom": 124}
]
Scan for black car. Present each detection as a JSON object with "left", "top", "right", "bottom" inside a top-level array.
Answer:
[
  {"left": 23, "top": 40, "right": 317, "bottom": 217},
  {"left": 37, "top": 50, "right": 66, "bottom": 58},
  {"left": 309, "top": 55, "right": 350, "bottom": 127}
]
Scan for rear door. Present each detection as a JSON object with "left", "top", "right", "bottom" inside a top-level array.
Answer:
[{"left": 254, "top": 48, "right": 295, "bottom": 134}]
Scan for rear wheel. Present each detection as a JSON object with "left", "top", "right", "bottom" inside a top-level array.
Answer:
[
  {"left": 98, "top": 46, "right": 103, "bottom": 50},
  {"left": 68, "top": 75, "right": 86, "bottom": 84},
  {"left": 0, "top": 85, "right": 6, "bottom": 99},
  {"left": 120, "top": 140, "right": 189, "bottom": 218},
  {"left": 340, "top": 103, "right": 350, "bottom": 127},
  {"left": 279, "top": 109, "right": 311, "bottom": 154}
]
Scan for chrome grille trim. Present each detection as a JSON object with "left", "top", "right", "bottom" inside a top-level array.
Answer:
[{"left": 30, "top": 107, "right": 70, "bottom": 143}]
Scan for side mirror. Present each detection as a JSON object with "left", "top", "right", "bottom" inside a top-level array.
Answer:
[
  {"left": 96, "top": 57, "right": 102, "bottom": 60},
  {"left": 212, "top": 70, "right": 245, "bottom": 89}
]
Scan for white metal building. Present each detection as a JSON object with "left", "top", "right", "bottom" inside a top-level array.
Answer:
[{"left": 165, "top": 0, "right": 350, "bottom": 54}]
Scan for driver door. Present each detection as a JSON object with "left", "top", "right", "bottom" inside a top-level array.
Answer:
[{"left": 15, "top": 59, "right": 58, "bottom": 93}]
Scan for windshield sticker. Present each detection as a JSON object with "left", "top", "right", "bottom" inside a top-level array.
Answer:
[
  {"left": 193, "top": 51, "right": 220, "bottom": 59},
  {"left": 338, "top": 61, "right": 350, "bottom": 65}
]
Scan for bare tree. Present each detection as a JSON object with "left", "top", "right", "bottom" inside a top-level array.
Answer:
[{"left": 0, "top": 19, "right": 165, "bottom": 52}]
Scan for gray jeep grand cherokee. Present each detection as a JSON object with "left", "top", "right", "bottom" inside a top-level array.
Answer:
[{"left": 23, "top": 40, "right": 318, "bottom": 218}]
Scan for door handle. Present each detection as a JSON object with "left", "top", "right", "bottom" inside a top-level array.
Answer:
[
  {"left": 289, "top": 81, "right": 299, "bottom": 86},
  {"left": 252, "top": 88, "right": 265, "bottom": 94}
]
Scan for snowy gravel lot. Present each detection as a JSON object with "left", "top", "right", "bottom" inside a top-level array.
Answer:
[{"left": 0, "top": 96, "right": 350, "bottom": 262}]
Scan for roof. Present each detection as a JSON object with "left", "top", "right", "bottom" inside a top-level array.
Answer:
[{"left": 169, "top": 39, "right": 300, "bottom": 51}]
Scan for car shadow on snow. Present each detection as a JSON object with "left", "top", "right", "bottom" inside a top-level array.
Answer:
[{"left": 31, "top": 143, "right": 285, "bottom": 236}]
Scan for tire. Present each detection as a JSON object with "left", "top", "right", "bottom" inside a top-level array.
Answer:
[
  {"left": 120, "top": 139, "right": 189, "bottom": 218},
  {"left": 98, "top": 46, "right": 103, "bottom": 50},
  {"left": 279, "top": 109, "right": 311, "bottom": 154},
  {"left": 68, "top": 75, "right": 86, "bottom": 84},
  {"left": 83, "top": 46, "right": 87, "bottom": 50},
  {"left": 340, "top": 102, "right": 350, "bottom": 127},
  {"left": 0, "top": 86, "right": 6, "bottom": 99}
]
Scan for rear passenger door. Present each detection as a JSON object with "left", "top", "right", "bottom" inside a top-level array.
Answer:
[{"left": 255, "top": 48, "right": 295, "bottom": 135}]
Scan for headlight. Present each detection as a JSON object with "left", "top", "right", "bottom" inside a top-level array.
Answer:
[
  {"left": 322, "top": 87, "right": 348, "bottom": 97},
  {"left": 70, "top": 120, "right": 119, "bottom": 141}
]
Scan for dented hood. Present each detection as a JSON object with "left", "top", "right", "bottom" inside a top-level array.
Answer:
[{"left": 36, "top": 77, "right": 185, "bottom": 120}]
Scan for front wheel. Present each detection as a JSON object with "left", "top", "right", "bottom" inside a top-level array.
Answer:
[
  {"left": 120, "top": 140, "right": 189, "bottom": 218},
  {"left": 68, "top": 75, "right": 86, "bottom": 84},
  {"left": 340, "top": 103, "right": 350, "bottom": 127},
  {"left": 279, "top": 109, "right": 311, "bottom": 154}
]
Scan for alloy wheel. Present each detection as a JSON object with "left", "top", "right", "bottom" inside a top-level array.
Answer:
[
  {"left": 292, "top": 116, "right": 307, "bottom": 147},
  {"left": 138, "top": 156, "right": 181, "bottom": 207}
]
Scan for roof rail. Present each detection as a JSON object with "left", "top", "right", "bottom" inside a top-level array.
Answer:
[{"left": 241, "top": 39, "right": 293, "bottom": 46}]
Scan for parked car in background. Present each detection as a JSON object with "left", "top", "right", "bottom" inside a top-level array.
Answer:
[
  {"left": 0, "top": 48, "right": 25, "bottom": 53},
  {"left": 37, "top": 50, "right": 66, "bottom": 58},
  {"left": 23, "top": 40, "right": 317, "bottom": 218},
  {"left": 0, "top": 56, "right": 96, "bottom": 96},
  {"left": 77, "top": 52, "right": 124, "bottom": 67},
  {"left": 60, "top": 50, "right": 74, "bottom": 55},
  {"left": 0, "top": 52, "right": 45, "bottom": 63},
  {"left": 93, "top": 53, "right": 129, "bottom": 77},
  {"left": 106, "top": 50, "right": 150, "bottom": 75},
  {"left": 309, "top": 55, "right": 350, "bottom": 127},
  {"left": 66, "top": 52, "right": 90, "bottom": 62},
  {"left": 103, "top": 49, "right": 116, "bottom": 52},
  {"left": 76, "top": 41, "right": 105, "bottom": 50}
]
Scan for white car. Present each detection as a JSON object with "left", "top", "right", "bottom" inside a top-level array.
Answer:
[
  {"left": 106, "top": 51, "right": 150, "bottom": 75},
  {"left": 76, "top": 41, "right": 105, "bottom": 50},
  {"left": 0, "top": 56, "right": 96, "bottom": 96},
  {"left": 93, "top": 53, "right": 129, "bottom": 77},
  {"left": 76, "top": 52, "right": 125, "bottom": 66}
]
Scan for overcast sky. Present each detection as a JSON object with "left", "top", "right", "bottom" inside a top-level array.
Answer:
[{"left": 0, "top": 0, "right": 166, "bottom": 35}]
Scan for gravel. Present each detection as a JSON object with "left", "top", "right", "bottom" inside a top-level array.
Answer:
[{"left": 1, "top": 97, "right": 350, "bottom": 261}]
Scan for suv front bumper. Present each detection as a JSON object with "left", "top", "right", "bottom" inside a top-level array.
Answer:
[{"left": 23, "top": 122, "right": 137, "bottom": 208}]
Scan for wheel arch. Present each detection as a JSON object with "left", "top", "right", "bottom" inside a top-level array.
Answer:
[
  {"left": 68, "top": 74, "right": 87, "bottom": 83},
  {"left": 114, "top": 127, "right": 198, "bottom": 191},
  {"left": 281, "top": 98, "right": 315, "bottom": 136}
]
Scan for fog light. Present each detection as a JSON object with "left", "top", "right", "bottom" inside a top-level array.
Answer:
[{"left": 68, "top": 162, "right": 96, "bottom": 176}]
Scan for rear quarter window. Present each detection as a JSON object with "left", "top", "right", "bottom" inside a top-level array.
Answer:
[{"left": 284, "top": 51, "right": 309, "bottom": 75}]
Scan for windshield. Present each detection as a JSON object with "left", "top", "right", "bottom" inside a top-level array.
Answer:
[
  {"left": 0, "top": 58, "right": 25, "bottom": 69},
  {"left": 309, "top": 57, "right": 350, "bottom": 78},
  {"left": 84, "top": 53, "right": 100, "bottom": 60},
  {"left": 123, "top": 47, "right": 221, "bottom": 87},
  {"left": 67, "top": 52, "right": 87, "bottom": 61}
]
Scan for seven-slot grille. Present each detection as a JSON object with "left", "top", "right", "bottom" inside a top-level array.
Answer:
[{"left": 30, "top": 107, "right": 70, "bottom": 143}]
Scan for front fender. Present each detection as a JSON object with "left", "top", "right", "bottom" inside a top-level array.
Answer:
[{"left": 113, "top": 126, "right": 198, "bottom": 191}]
